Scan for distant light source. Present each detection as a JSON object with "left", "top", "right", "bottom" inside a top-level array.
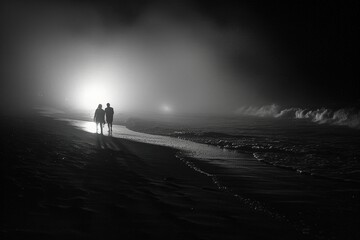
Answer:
[
  {"left": 73, "top": 63, "right": 120, "bottom": 110},
  {"left": 161, "top": 104, "right": 172, "bottom": 113},
  {"left": 78, "top": 84, "right": 108, "bottom": 110}
]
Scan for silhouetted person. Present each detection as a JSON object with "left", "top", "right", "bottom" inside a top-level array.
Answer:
[
  {"left": 105, "top": 103, "right": 114, "bottom": 133},
  {"left": 94, "top": 104, "right": 105, "bottom": 135}
]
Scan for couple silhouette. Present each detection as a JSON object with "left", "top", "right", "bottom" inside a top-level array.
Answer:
[{"left": 94, "top": 103, "right": 114, "bottom": 135}]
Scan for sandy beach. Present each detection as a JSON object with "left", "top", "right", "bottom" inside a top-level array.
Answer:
[{"left": 0, "top": 112, "right": 310, "bottom": 240}]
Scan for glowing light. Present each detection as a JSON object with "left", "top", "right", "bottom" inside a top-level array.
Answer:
[
  {"left": 77, "top": 83, "right": 109, "bottom": 110},
  {"left": 161, "top": 104, "right": 173, "bottom": 113},
  {"left": 72, "top": 62, "right": 124, "bottom": 110}
]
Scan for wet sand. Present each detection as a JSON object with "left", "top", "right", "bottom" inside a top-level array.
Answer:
[{"left": 0, "top": 112, "right": 307, "bottom": 239}]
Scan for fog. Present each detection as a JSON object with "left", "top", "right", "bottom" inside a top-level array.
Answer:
[
  {"left": 4, "top": 1, "right": 357, "bottom": 116},
  {"left": 1, "top": 1, "right": 287, "bottom": 115}
]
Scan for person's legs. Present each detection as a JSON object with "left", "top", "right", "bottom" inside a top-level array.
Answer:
[
  {"left": 100, "top": 123, "right": 103, "bottom": 135},
  {"left": 96, "top": 122, "right": 99, "bottom": 133}
]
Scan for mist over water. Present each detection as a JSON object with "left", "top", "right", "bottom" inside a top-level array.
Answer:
[
  {"left": 1, "top": 1, "right": 359, "bottom": 116},
  {"left": 1, "top": 1, "right": 284, "bottom": 114}
]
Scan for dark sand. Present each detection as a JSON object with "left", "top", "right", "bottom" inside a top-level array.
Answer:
[{"left": 1, "top": 113, "right": 309, "bottom": 240}]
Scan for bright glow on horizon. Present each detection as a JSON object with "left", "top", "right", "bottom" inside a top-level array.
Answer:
[
  {"left": 161, "top": 104, "right": 173, "bottom": 113},
  {"left": 14, "top": 3, "right": 262, "bottom": 114},
  {"left": 77, "top": 84, "right": 108, "bottom": 110},
  {"left": 71, "top": 60, "right": 129, "bottom": 111}
]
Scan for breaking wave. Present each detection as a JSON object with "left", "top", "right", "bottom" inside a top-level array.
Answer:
[{"left": 235, "top": 104, "right": 360, "bottom": 128}]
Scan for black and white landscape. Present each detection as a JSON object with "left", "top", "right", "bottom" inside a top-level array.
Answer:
[{"left": 1, "top": 1, "right": 359, "bottom": 239}]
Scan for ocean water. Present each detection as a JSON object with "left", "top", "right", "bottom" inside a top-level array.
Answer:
[{"left": 127, "top": 115, "right": 360, "bottom": 183}]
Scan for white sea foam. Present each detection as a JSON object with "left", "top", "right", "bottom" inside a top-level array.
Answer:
[{"left": 235, "top": 104, "right": 360, "bottom": 128}]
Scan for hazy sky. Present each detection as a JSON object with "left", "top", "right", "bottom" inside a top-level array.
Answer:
[{"left": 1, "top": 0, "right": 359, "bottom": 113}]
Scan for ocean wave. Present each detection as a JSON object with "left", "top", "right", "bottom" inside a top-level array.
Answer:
[
  {"left": 172, "top": 133, "right": 360, "bottom": 183},
  {"left": 235, "top": 104, "right": 360, "bottom": 128}
]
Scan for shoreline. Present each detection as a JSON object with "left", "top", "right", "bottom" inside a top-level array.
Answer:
[
  {"left": 1, "top": 113, "right": 305, "bottom": 240},
  {"left": 123, "top": 120, "right": 360, "bottom": 240},
  {"left": 125, "top": 118, "right": 360, "bottom": 184}
]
